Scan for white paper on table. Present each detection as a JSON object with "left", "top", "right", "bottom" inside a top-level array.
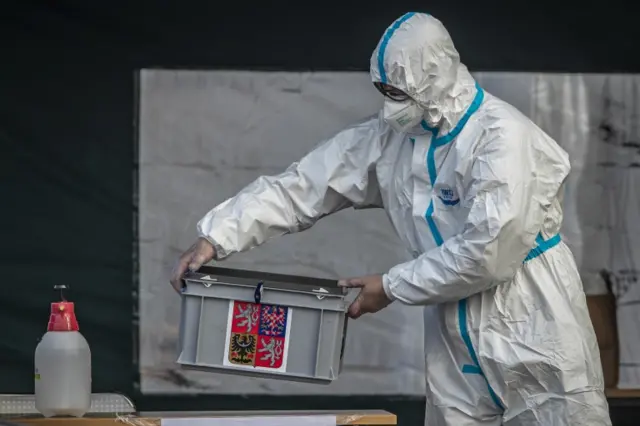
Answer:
[{"left": 161, "top": 415, "right": 337, "bottom": 426}]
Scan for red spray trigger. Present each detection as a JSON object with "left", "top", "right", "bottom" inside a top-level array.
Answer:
[{"left": 48, "top": 285, "right": 79, "bottom": 332}]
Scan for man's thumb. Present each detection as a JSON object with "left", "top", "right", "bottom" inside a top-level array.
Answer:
[{"left": 348, "top": 294, "right": 363, "bottom": 319}]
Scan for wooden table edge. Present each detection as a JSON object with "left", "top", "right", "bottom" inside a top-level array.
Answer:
[
  {"left": 606, "top": 388, "right": 640, "bottom": 398},
  {"left": 11, "top": 410, "right": 398, "bottom": 426}
]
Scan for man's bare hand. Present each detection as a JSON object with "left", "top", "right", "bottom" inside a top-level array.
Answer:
[
  {"left": 338, "top": 275, "right": 393, "bottom": 319},
  {"left": 169, "top": 238, "right": 216, "bottom": 292}
]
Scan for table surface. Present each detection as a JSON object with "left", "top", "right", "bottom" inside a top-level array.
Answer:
[
  {"left": 12, "top": 410, "right": 397, "bottom": 425},
  {"left": 606, "top": 388, "right": 640, "bottom": 398}
]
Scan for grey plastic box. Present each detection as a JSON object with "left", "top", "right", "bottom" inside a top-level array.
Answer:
[{"left": 177, "top": 266, "right": 349, "bottom": 384}]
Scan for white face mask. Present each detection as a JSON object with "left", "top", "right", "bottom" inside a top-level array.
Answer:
[{"left": 383, "top": 99, "right": 424, "bottom": 133}]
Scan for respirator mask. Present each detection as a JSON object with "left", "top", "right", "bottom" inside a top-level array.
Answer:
[
  {"left": 382, "top": 99, "right": 424, "bottom": 133},
  {"left": 374, "top": 82, "right": 425, "bottom": 133}
]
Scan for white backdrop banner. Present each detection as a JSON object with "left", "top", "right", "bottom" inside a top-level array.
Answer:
[{"left": 138, "top": 70, "right": 640, "bottom": 394}]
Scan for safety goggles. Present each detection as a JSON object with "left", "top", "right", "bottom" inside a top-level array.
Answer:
[{"left": 374, "top": 82, "right": 411, "bottom": 102}]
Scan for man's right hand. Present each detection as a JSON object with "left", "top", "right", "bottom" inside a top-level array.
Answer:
[{"left": 169, "top": 238, "right": 216, "bottom": 293}]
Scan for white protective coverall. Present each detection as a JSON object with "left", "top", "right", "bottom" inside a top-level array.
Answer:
[{"left": 197, "top": 12, "right": 612, "bottom": 426}]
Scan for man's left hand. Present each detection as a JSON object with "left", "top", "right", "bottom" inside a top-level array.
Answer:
[{"left": 338, "top": 275, "right": 393, "bottom": 319}]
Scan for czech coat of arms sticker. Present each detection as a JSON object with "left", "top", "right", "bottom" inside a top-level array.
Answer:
[{"left": 223, "top": 300, "right": 292, "bottom": 372}]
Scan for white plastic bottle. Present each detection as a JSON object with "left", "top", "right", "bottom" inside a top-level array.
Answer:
[{"left": 34, "top": 285, "right": 91, "bottom": 417}]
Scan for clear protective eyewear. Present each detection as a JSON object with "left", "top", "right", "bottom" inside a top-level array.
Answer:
[{"left": 374, "top": 82, "right": 411, "bottom": 102}]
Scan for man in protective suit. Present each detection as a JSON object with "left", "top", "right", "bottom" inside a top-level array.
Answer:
[{"left": 170, "top": 12, "right": 612, "bottom": 426}]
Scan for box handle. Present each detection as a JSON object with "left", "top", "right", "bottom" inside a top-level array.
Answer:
[{"left": 254, "top": 282, "right": 264, "bottom": 304}]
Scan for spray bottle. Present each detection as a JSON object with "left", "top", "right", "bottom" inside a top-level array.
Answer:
[{"left": 34, "top": 285, "right": 91, "bottom": 417}]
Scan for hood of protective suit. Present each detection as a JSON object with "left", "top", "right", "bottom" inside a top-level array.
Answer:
[{"left": 370, "top": 13, "right": 477, "bottom": 134}]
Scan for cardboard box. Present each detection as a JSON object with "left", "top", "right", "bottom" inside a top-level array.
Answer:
[{"left": 586, "top": 293, "right": 619, "bottom": 388}]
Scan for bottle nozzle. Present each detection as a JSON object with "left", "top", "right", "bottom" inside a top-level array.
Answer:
[{"left": 53, "top": 285, "right": 68, "bottom": 302}]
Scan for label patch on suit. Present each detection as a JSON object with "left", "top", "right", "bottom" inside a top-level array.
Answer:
[
  {"left": 224, "top": 301, "right": 292, "bottom": 372},
  {"left": 437, "top": 186, "right": 460, "bottom": 206}
]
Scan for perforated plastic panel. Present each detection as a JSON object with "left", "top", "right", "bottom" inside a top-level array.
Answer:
[{"left": 0, "top": 393, "right": 135, "bottom": 417}]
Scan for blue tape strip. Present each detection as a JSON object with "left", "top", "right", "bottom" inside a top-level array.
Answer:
[
  {"left": 421, "top": 119, "right": 438, "bottom": 134},
  {"left": 377, "top": 12, "right": 416, "bottom": 84},
  {"left": 462, "top": 364, "right": 483, "bottom": 375},
  {"left": 423, "top": 83, "right": 484, "bottom": 247},
  {"left": 458, "top": 299, "right": 505, "bottom": 410},
  {"left": 425, "top": 201, "right": 444, "bottom": 246},
  {"left": 458, "top": 299, "right": 481, "bottom": 367},
  {"left": 426, "top": 140, "right": 438, "bottom": 187},
  {"left": 524, "top": 233, "right": 561, "bottom": 262},
  {"left": 423, "top": 82, "right": 485, "bottom": 185}
]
